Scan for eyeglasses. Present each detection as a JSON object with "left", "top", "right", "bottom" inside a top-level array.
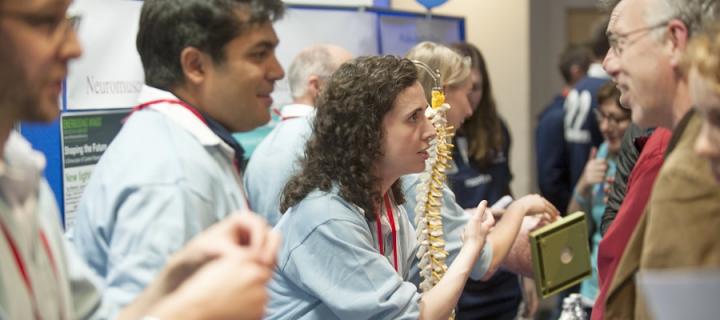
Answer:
[
  {"left": 608, "top": 20, "right": 669, "bottom": 56},
  {"left": 0, "top": 11, "right": 81, "bottom": 43},
  {"left": 594, "top": 108, "right": 630, "bottom": 127}
]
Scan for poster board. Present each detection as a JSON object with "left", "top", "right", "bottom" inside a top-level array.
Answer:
[
  {"left": 19, "top": 0, "right": 465, "bottom": 224},
  {"left": 60, "top": 110, "right": 130, "bottom": 229}
]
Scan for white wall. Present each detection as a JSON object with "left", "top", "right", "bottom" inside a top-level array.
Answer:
[{"left": 392, "top": 0, "right": 533, "bottom": 196}]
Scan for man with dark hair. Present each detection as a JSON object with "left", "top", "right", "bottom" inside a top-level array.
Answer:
[
  {"left": 559, "top": 45, "right": 593, "bottom": 87},
  {"left": 0, "top": 0, "right": 280, "bottom": 318},
  {"left": 536, "top": 45, "right": 592, "bottom": 214},
  {"left": 69, "top": 0, "right": 286, "bottom": 316}
]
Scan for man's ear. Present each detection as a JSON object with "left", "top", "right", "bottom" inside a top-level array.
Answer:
[
  {"left": 666, "top": 19, "right": 690, "bottom": 69},
  {"left": 179, "top": 47, "right": 211, "bottom": 85},
  {"left": 307, "top": 75, "right": 321, "bottom": 97}
]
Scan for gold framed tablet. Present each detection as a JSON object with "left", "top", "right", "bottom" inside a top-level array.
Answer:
[{"left": 529, "top": 211, "right": 592, "bottom": 298}]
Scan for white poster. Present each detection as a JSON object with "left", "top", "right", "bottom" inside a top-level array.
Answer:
[
  {"left": 66, "top": 2, "right": 378, "bottom": 112},
  {"left": 66, "top": 0, "right": 144, "bottom": 110},
  {"left": 236, "top": 8, "right": 379, "bottom": 156},
  {"left": 379, "top": 15, "right": 463, "bottom": 56},
  {"left": 272, "top": 8, "right": 379, "bottom": 108}
]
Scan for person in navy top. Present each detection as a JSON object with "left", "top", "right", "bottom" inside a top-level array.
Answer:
[
  {"left": 536, "top": 45, "right": 592, "bottom": 213},
  {"left": 564, "top": 19, "right": 611, "bottom": 188}
]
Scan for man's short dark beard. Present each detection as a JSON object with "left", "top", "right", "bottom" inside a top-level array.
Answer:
[{"left": 0, "top": 31, "right": 40, "bottom": 120}]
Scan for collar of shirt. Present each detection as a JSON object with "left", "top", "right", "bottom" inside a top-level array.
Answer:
[
  {"left": 0, "top": 132, "right": 45, "bottom": 205},
  {"left": 588, "top": 63, "right": 609, "bottom": 79},
  {"left": 200, "top": 111, "right": 246, "bottom": 170},
  {"left": 281, "top": 104, "right": 314, "bottom": 120},
  {"left": 136, "top": 85, "right": 236, "bottom": 159}
]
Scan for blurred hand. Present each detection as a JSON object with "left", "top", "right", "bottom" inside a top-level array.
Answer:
[
  {"left": 159, "top": 251, "right": 274, "bottom": 320},
  {"left": 508, "top": 194, "right": 560, "bottom": 224},
  {"left": 160, "top": 212, "right": 280, "bottom": 294},
  {"left": 489, "top": 207, "right": 506, "bottom": 219},
  {"left": 579, "top": 147, "right": 608, "bottom": 191},
  {"left": 119, "top": 212, "right": 281, "bottom": 320}
]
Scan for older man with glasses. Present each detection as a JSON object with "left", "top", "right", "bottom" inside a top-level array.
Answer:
[
  {"left": 595, "top": 0, "right": 720, "bottom": 319},
  {"left": 0, "top": 0, "right": 281, "bottom": 318}
]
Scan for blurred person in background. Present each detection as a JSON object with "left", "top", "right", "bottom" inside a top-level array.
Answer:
[
  {"left": 447, "top": 42, "right": 535, "bottom": 320},
  {"left": 566, "top": 82, "right": 630, "bottom": 317},
  {"left": 0, "top": 0, "right": 281, "bottom": 318},
  {"left": 687, "top": 23, "right": 720, "bottom": 185},
  {"left": 536, "top": 45, "right": 593, "bottom": 215}
]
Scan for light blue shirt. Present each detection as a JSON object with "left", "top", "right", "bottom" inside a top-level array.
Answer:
[
  {"left": 266, "top": 187, "right": 422, "bottom": 320},
  {"left": 246, "top": 109, "right": 493, "bottom": 319},
  {"left": 1, "top": 132, "right": 103, "bottom": 319},
  {"left": 578, "top": 142, "right": 616, "bottom": 302},
  {"left": 244, "top": 104, "right": 314, "bottom": 226},
  {"left": 245, "top": 110, "right": 491, "bottom": 277},
  {"left": 68, "top": 86, "right": 249, "bottom": 317}
]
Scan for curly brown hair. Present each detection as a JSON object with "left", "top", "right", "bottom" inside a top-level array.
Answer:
[{"left": 280, "top": 55, "right": 418, "bottom": 220}]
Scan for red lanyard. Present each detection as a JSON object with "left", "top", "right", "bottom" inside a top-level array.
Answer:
[
  {"left": 130, "top": 99, "right": 251, "bottom": 210},
  {"left": 0, "top": 221, "right": 60, "bottom": 320},
  {"left": 132, "top": 99, "right": 207, "bottom": 124},
  {"left": 375, "top": 193, "right": 399, "bottom": 271},
  {"left": 274, "top": 107, "right": 298, "bottom": 121}
]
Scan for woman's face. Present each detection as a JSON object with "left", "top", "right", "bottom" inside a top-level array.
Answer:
[
  {"left": 444, "top": 75, "right": 474, "bottom": 129},
  {"left": 468, "top": 69, "right": 483, "bottom": 111},
  {"left": 596, "top": 99, "right": 631, "bottom": 154},
  {"left": 690, "top": 69, "right": 720, "bottom": 183},
  {"left": 378, "top": 81, "right": 437, "bottom": 181}
]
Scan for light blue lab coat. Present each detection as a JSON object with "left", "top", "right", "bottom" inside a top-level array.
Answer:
[{"left": 68, "top": 86, "right": 249, "bottom": 317}]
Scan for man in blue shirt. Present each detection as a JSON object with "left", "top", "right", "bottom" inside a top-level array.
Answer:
[
  {"left": 69, "top": 0, "right": 286, "bottom": 317},
  {"left": 245, "top": 44, "right": 352, "bottom": 226}
]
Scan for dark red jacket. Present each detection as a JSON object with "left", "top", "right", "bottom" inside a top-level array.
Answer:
[{"left": 592, "top": 128, "right": 671, "bottom": 320}]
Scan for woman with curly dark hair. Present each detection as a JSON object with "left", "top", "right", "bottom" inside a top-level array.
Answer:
[{"left": 264, "top": 55, "right": 493, "bottom": 320}]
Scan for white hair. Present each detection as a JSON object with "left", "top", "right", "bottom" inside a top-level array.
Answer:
[
  {"left": 288, "top": 45, "right": 338, "bottom": 99},
  {"left": 646, "top": 0, "right": 720, "bottom": 37}
]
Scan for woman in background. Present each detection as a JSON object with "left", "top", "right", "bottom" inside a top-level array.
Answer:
[
  {"left": 687, "top": 23, "right": 720, "bottom": 184},
  {"left": 445, "top": 42, "right": 521, "bottom": 320},
  {"left": 567, "top": 81, "right": 630, "bottom": 315}
]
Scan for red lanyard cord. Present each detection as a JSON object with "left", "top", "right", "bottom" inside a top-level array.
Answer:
[
  {"left": 0, "top": 222, "right": 60, "bottom": 320},
  {"left": 375, "top": 193, "right": 399, "bottom": 271},
  {"left": 132, "top": 99, "right": 208, "bottom": 124}
]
